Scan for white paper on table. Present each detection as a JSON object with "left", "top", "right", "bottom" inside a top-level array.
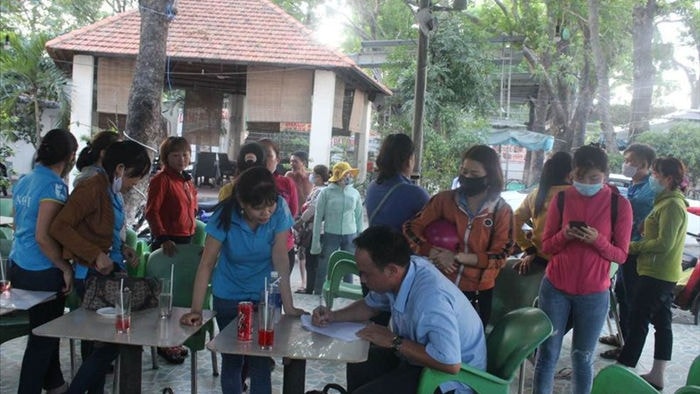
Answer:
[
  {"left": 300, "top": 314, "right": 366, "bottom": 342},
  {"left": 0, "top": 288, "right": 56, "bottom": 310}
]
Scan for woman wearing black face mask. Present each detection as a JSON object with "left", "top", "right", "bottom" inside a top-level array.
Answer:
[{"left": 404, "top": 145, "right": 513, "bottom": 326}]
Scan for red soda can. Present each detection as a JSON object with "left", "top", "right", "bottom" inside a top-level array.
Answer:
[{"left": 237, "top": 301, "right": 253, "bottom": 342}]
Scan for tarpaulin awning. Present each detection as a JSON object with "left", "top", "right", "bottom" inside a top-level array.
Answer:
[{"left": 487, "top": 129, "right": 554, "bottom": 151}]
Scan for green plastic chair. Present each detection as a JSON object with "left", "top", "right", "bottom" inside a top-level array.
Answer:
[
  {"left": 192, "top": 220, "right": 206, "bottom": 246},
  {"left": 324, "top": 258, "right": 363, "bottom": 308},
  {"left": 0, "top": 226, "right": 13, "bottom": 240},
  {"left": 124, "top": 228, "right": 137, "bottom": 249},
  {"left": 0, "top": 310, "right": 30, "bottom": 346},
  {"left": 146, "top": 244, "right": 218, "bottom": 393},
  {"left": 676, "top": 387, "right": 700, "bottom": 394},
  {"left": 0, "top": 197, "right": 12, "bottom": 216},
  {"left": 591, "top": 364, "right": 657, "bottom": 394},
  {"left": 688, "top": 355, "right": 700, "bottom": 386},
  {"left": 417, "top": 307, "right": 553, "bottom": 394},
  {"left": 322, "top": 250, "right": 362, "bottom": 308},
  {"left": 127, "top": 240, "right": 150, "bottom": 278},
  {"left": 489, "top": 258, "right": 545, "bottom": 331}
]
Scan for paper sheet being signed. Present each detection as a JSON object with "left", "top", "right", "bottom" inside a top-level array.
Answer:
[{"left": 300, "top": 314, "right": 367, "bottom": 342}]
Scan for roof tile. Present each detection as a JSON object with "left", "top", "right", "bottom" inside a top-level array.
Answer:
[{"left": 46, "top": 0, "right": 390, "bottom": 94}]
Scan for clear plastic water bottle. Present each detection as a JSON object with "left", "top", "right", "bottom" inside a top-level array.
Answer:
[{"left": 269, "top": 271, "right": 282, "bottom": 324}]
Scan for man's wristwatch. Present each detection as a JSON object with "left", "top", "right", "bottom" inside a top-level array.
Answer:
[{"left": 391, "top": 335, "right": 403, "bottom": 351}]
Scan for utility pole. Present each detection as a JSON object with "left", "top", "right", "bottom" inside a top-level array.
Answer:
[{"left": 411, "top": 0, "right": 431, "bottom": 182}]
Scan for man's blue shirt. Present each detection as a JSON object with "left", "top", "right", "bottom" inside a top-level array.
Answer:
[{"left": 365, "top": 256, "right": 486, "bottom": 392}]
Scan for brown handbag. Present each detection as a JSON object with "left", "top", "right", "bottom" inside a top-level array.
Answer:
[{"left": 82, "top": 273, "right": 160, "bottom": 311}]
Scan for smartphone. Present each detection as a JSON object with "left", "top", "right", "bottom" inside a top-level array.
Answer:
[{"left": 569, "top": 221, "right": 587, "bottom": 230}]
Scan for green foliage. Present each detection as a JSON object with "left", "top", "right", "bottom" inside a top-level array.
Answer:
[
  {"left": 636, "top": 122, "right": 700, "bottom": 185},
  {"left": 421, "top": 123, "right": 486, "bottom": 194},
  {"left": 0, "top": 33, "right": 69, "bottom": 146}
]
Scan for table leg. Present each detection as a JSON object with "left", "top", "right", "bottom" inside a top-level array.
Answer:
[
  {"left": 119, "top": 345, "right": 142, "bottom": 394},
  {"left": 282, "top": 358, "right": 306, "bottom": 394}
]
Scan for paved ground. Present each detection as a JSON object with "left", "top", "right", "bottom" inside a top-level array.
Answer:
[{"left": 2, "top": 184, "right": 698, "bottom": 393}]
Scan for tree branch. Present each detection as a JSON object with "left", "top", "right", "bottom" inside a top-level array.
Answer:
[{"left": 522, "top": 45, "right": 568, "bottom": 126}]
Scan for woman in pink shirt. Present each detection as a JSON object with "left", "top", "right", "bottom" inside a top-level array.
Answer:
[{"left": 533, "top": 145, "right": 633, "bottom": 394}]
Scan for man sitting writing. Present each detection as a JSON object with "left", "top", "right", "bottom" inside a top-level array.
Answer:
[{"left": 312, "top": 226, "right": 486, "bottom": 393}]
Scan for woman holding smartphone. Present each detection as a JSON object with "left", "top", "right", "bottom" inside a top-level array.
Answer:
[{"left": 533, "top": 145, "right": 633, "bottom": 394}]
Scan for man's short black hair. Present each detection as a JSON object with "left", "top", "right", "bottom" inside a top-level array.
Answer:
[
  {"left": 624, "top": 143, "right": 656, "bottom": 167},
  {"left": 353, "top": 226, "right": 411, "bottom": 269}
]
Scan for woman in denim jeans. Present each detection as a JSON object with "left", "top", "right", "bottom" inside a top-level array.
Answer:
[
  {"left": 181, "top": 167, "right": 304, "bottom": 394},
  {"left": 533, "top": 145, "right": 633, "bottom": 394},
  {"left": 309, "top": 162, "right": 364, "bottom": 295}
]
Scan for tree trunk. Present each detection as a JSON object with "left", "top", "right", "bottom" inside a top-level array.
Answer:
[
  {"left": 124, "top": 0, "right": 173, "bottom": 223},
  {"left": 588, "top": 0, "right": 617, "bottom": 154},
  {"left": 628, "top": 0, "right": 657, "bottom": 141},
  {"left": 125, "top": 0, "right": 171, "bottom": 149},
  {"left": 525, "top": 84, "right": 550, "bottom": 185}
]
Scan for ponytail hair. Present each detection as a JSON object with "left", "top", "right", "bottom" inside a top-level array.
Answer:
[{"left": 76, "top": 131, "right": 119, "bottom": 171}]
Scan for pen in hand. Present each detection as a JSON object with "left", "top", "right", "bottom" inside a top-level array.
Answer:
[{"left": 312, "top": 295, "right": 330, "bottom": 326}]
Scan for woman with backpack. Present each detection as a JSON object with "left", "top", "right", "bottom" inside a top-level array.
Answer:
[
  {"left": 403, "top": 145, "right": 513, "bottom": 326},
  {"left": 533, "top": 145, "right": 633, "bottom": 394}
]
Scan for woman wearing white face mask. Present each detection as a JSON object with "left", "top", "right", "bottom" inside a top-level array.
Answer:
[
  {"left": 295, "top": 165, "right": 330, "bottom": 294},
  {"left": 310, "top": 162, "right": 364, "bottom": 295},
  {"left": 617, "top": 157, "right": 688, "bottom": 391},
  {"left": 533, "top": 144, "right": 633, "bottom": 394}
]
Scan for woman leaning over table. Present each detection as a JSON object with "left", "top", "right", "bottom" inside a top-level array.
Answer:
[
  {"left": 403, "top": 144, "right": 513, "bottom": 327},
  {"left": 9, "top": 128, "right": 77, "bottom": 394},
  {"left": 533, "top": 145, "right": 633, "bottom": 394},
  {"left": 181, "top": 166, "right": 304, "bottom": 394},
  {"left": 50, "top": 141, "right": 151, "bottom": 394},
  {"left": 616, "top": 157, "right": 689, "bottom": 391}
]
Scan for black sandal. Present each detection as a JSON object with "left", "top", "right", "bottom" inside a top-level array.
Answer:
[{"left": 157, "top": 347, "right": 186, "bottom": 364}]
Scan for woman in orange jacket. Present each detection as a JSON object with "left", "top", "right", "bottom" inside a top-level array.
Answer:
[{"left": 404, "top": 145, "right": 513, "bottom": 326}]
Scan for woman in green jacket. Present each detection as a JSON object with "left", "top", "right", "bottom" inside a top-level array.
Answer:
[{"left": 617, "top": 157, "right": 688, "bottom": 390}]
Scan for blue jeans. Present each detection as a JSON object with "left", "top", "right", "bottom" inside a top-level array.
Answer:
[
  {"left": 533, "top": 278, "right": 609, "bottom": 394},
  {"left": 10, "top": 262, "right": 67, "bottom": 394},
  {"left": 213, "top": 297, "right": 271, "bottom": 394},
  {"left": 313, "top": 233, "right": 356, "bottom": 295}
]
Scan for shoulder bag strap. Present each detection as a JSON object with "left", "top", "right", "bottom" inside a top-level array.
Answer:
[{"left": 368, "top": 182, "right": 403, "bottom": 225}]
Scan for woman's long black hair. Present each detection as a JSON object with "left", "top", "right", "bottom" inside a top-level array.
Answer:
[
  {"left": 533, "top": 151, "right": 572, "bottom": 216},
  {"left": 216, "top": 166, "right": 278, "bottom": 231}
]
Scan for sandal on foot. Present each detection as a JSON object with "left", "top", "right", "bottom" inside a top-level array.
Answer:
[
  {"left": 598, "top": 334, "right": 620, "bottom": 347},
  {"left": 157, "top": 347, "right": 186, "bottom": 364},
  {"left": 599, "top": 347, "right": 621, "bottom": 360},
  {"left": 641, "top": 376, "right": 663, "bottom": 391}
]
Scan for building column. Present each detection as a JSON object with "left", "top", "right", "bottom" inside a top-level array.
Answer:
[
  {"left": 356, "top": 99, "right": 372, "bottom": 183},
  {"left": 308, "top": 70, "right": 335, "bottom": 166},
  {"left": 226, "top": 94, "right": 246, "bottom": 158},
  {"left": 68, "top": 54, "right": 95, "bottom": 188}
]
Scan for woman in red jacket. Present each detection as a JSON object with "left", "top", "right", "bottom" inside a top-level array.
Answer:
[
  {"left": 404, "top": 145, "right": 513, "bottom": 326},
  {"left": 146, "top": 136, "right": 197, "bottom": 364},
  {"left": 146, "top": 137, "right": 198, "bottom": 256}
]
